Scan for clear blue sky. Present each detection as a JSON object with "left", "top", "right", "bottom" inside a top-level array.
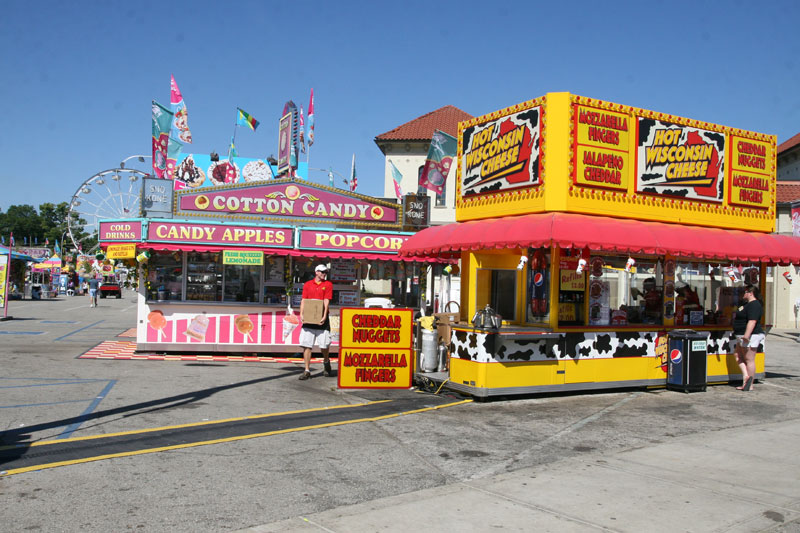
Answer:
[{"left": 1, "top": 0, "right": 798, "bottom": 211}]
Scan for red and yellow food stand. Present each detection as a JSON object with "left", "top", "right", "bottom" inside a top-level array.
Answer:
[
  {"left": 401, "top": 92, "right": 800, "bottom": 397},
  {"left": 99, "top": 178, "right": 436, "bottom": 354}
]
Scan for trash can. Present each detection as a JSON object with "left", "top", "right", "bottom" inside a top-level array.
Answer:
[
  {"left": 31, "top": 285, "right": 42, "bottom": 300},
  {"left": 667, "top": 329, "right": 709, "bottom": 392}
]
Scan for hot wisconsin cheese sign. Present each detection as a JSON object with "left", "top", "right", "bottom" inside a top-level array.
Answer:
[{"left": 338, "top": 308, "right": 413, "bottom": 389}]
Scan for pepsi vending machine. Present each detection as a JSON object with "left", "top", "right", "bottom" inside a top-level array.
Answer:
[{"left": 667, "top": 330, "right": 709, "bottom": 392}]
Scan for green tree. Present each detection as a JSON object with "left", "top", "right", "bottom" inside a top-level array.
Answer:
[
  {"left": 0, "top": 205, "right": 42, "bottom": 245},
  {"left": 38, "top": 202, "right": 71, "bottom": 246}
]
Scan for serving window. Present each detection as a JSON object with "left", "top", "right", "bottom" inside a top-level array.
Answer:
[
  {"left": 475, "top": 268, "right": 518, "bottom": 322},
  {"left": 587, "top": 256, "right": 663, "bottom": 326},
  {"left": 672, "top": 261, "right": 760, "bottom": 326}
]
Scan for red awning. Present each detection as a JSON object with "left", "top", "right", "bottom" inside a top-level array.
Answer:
[
  {"left": 399, "top": 212, "right": 800, "bottom": 266},
  {"left": 136, "top": 243, "right": 293, "bottom": 255},
  {"left": 103, "top": 242, "right": 450, "bottom": 263}
]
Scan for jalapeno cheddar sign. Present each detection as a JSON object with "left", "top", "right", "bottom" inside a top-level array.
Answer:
[
  {"left": 338, "top": 308, "right": 413, "bottom": 389},
  {"left": 574, "top": 105, "right": 631, "bottom": 191}
]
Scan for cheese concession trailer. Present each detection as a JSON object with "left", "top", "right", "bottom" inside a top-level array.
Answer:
[{"left": 401, "top": 92, "right": 800, "bottom": 397}]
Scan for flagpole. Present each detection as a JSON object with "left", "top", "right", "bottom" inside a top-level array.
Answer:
[
  {"left": 3, "top": 243, "right": 11, "bottom": 319},
  {"left": 228, "top": 108, "right": 239, "bottom": 161}
]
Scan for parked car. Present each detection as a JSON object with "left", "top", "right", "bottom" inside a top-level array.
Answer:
[{"left": 99, "top": 281, "right": 122, "bottom": 298}]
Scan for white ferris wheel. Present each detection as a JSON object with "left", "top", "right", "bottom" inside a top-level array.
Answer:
[{"left": 67, "top": 167, "right": 147, "bottom": 252}]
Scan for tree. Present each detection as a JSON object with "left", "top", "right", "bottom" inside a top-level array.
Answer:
[
  {"left": 0, "top": 205, "right": 42, "bottom": 245},
  {"left": 38, "top": 202, "right": 71, "bottom": 246}
]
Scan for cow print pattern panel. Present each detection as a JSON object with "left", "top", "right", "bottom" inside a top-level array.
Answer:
[{"left": 452, "top": 329, "right": 744, "bottom": 364}]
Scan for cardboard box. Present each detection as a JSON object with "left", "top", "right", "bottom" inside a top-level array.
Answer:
[{"left": 302, "top": 299, "right": 324, "bottom": 325}]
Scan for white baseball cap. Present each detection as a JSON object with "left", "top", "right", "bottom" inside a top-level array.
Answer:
[{"left": 315, "top": 264, "right": 328, "bottom": 272}]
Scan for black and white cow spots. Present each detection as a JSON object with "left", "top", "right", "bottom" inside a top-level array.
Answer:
[{"left": 452, "top": 328, "right": 739, "bottom": 364}]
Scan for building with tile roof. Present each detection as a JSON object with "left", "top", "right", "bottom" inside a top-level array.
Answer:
[
  {"left": 778, "top": 132, "right": 800, "bottom": 182},
  {"left": 770, "top": 137, "right": 800, "bottom": 329},
  {"left": 374, "top": 105, "right": 473, "bottom": 226}
]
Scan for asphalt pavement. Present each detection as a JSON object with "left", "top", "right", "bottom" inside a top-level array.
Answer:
[{"left": 2, "top": 294, "right": 799, "bottom": 532}]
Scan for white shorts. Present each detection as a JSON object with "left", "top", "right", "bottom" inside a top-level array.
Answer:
[
  {"left": 299, "top": 327, "right": 331, "bottom": 349},
  {"left": 729, "top": 332, "right": 765, "bottom": 352}
]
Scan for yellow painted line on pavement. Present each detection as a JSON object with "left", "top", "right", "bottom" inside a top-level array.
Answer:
[
  {"left": 1, "top": 399, "right": 472, "bottom": 476},
  {"left": 2, "top": 400, "right": 393, "bottom": 451}
]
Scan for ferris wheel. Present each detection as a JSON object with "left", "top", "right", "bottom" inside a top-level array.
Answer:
[{"left": 67, "top": 168, "right": 147, "bottom": 252}]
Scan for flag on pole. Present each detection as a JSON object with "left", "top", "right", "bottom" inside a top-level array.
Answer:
[
  {"left": 307, "top": 89, "right": 315, "bottom": 147},
  {"left": 389, "top": 160, "right": 404, "bottom": 199},
  {"left": 152, "top": 100, "right": 174, "bottom": 179},
  {"left": 237, "top": 108, "right": 260, "bottom": 131},
  {"left": 166, "top": 137, "right": 184, "bottom": 179},
  {"left": 350, "top": 154, "right": 357, "bottom": 192},
  {"left": 169, "top": 75, "right": 192, "bottom": 143},
  {"left": 419, "top": 130, "right": 457, "bottom": 196},
  {"left": 298, "top": 105, "right": 306, "bottom": 153},
  {"left": 54, "top": 239, "right": 61, "bottom": 256},
  {"left": 9, "top": 232, "right": 14, "bottom": 247},
  {"left": 229, "top": 137, "right": 238, "bottom": 159}
]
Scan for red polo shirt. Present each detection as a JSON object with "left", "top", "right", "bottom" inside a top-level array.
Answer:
[{"left": 302, "top": 279, "right": 333, "bottom": 300}]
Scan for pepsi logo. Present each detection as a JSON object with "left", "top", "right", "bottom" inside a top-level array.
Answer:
[
  {"left": 533, "top": 272, "right": 544, "bottom": 286},
  {"left": 670, "top": 349, "right": 682, "bottom": 364}
]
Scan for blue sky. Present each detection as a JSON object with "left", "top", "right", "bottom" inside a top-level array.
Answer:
[{"left": 1, "top": 0, "right": 798, "bottom": 211}]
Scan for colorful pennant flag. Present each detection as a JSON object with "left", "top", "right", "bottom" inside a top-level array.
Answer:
[
  {"left": 350, "top": 154, "right": 357, "bottom": 192},
  {"left": 152, "top": 100, "right": 174, "bottom": 179},
  {"left": 169, "top": 75, "right": 192, "bottom": 143},
  {"left": 307, "top": 89, "right": 315, "bottom": 147},
  {"left": 54, "top": 239, "right": 61, "bottom": 256},
  {"left": 298, "top": 105, "right": 306, "bottom": 154},
  {"left": 419, "top": 130, "right": 457, "bottom": 196},
  {"left": 9, "top": 232, "right": 14, "bottom": 247},
  {"left": 237, "top": 108, "right": 260, "bottom": 131},
  {"left": 389, "top": 160, "right": 404, "bottom": 199}
]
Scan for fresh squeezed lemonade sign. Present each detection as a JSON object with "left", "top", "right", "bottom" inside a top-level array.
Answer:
[{"left": 338, "top": 308, "right": 413, "bottom": 389}]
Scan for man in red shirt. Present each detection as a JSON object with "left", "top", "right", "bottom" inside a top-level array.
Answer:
[{"left": 298, "top": 264, "right": 333, "bottom": 380}]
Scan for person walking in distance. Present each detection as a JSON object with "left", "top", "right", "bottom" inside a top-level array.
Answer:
[
  {"left": 298, "top": 264, "right": 333, "bottom": 380},
  {"left": 731, "top": 284, "right": 765, "bottom": 391},
  {"left": 87, "top": 276, "right": 100, "bottom": 307}
]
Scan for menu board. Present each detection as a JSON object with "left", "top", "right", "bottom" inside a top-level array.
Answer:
[
  {"left": 574, "top": 104, "right": 630, "bottom": 192},
  {"left": 338, "top": 290, "right": 359, "bottom": 306},
  {"left": 330, "top": 260, "right": 358, "bottom": 282}
]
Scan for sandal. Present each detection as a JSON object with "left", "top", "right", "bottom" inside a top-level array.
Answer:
[{"left": 737, "top": 377, "right": 753, "bottom": 391}]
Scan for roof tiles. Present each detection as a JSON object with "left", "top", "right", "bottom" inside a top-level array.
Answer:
[{"left": 374, "top": 105, "right": 473, "bottom": 142}]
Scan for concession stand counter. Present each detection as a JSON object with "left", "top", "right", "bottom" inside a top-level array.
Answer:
[
  {"left": 99, "top": 178, "right": 436, "bottom": 354},
  {"left": 400, "top": 92, "right": 800, "bottom": 397}
]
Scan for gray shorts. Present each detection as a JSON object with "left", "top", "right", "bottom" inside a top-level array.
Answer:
[{"left": 299, "top": 327, "right": 331, "bottom": 349}]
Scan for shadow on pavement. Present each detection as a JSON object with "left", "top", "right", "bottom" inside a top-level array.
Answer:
[{"left": 0, "top": 370, "right": 299, "bottom": 466}]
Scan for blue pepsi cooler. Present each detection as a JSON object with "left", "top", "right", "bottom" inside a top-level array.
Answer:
[{"left": 666, "top": 330, "right": 709, "bottom": 393}]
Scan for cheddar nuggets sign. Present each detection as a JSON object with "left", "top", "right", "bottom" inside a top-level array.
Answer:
[{"left": 338, "top": 308, "right": 413, "bottom": 389}]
